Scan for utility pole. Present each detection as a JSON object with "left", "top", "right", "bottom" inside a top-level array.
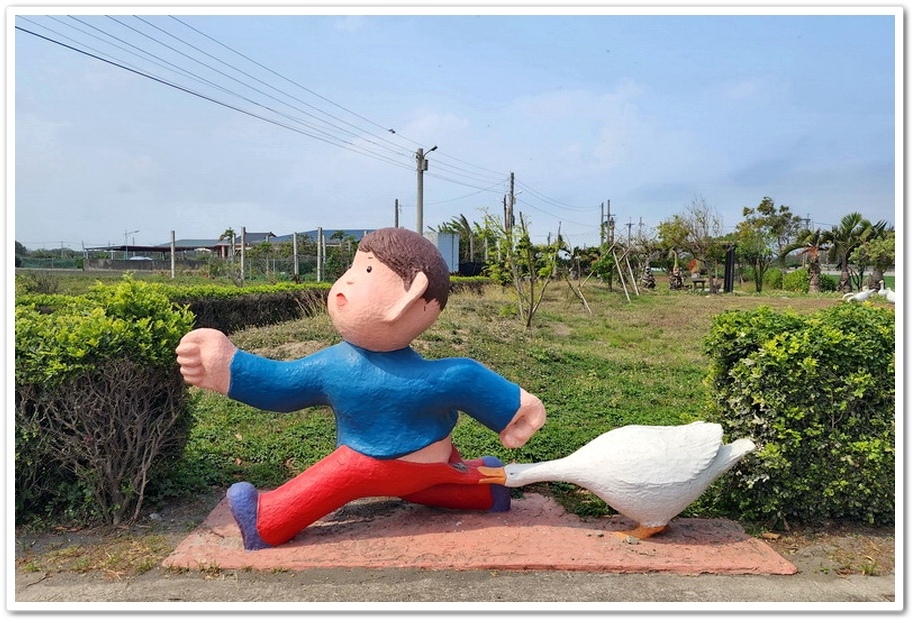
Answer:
[
  {"left": 506, "top": 172, "right": 516, "bottom": 230},
  {"left": 502, "top": 172, "right": 517, "bottom": 233},
  {"left": 394, "top": 199, "right": 399, "bottom": 228},
  {"left": 600, "top": 202, "right": 605, "bottom": 246},
  {"left": 503, "top": 195, "right": 508, "bottom": 235},
  {"left": 123, "top": 229, "right": 139, "bottom": 259},
  {"left": 416, "top": 145, "right": 437, "bottom": 233},
  {"left": 292, "top": 231, "right": 299, "bottom": 281},
  {"left": 240, "top": 227, "right": 246, "bottom": 286},
  {"left": 600, "top": 201, "right": 615, "bottom": 247},
  {"left": 316, "top": 227, "right": 324, "bottom": 282}
]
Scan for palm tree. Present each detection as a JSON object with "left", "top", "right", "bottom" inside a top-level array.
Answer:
[
  {"left": 862, "top": 221, "right": 891, "bottom": 289},
  {"left": 779, "top": 228, "right": 831, "bottom": 293},
  {"left": 827, "top": 213, "right": 865, "bottom": 294},
  {"left": 438, "top": 214, "right": 477, "bottom": 263},
  {"left": 827, "top": 213, "right": 887, "bottom": 293},
  {"left": 219, "top": 227, "right": 236, "bottom": 260},
  {"left": 852, "top": 227, "right": 894, "bottom": 290}
]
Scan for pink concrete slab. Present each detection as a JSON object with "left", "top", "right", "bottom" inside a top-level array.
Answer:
[{"left": 162, "top": 492, "right": 797, "bottom": 575}]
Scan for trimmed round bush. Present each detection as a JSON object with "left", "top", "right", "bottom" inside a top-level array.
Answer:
[{"left": 701, "top": 303, "right": 895, "bottom": 528}]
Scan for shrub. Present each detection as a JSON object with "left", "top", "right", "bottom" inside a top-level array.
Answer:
[
  {"left": 819, "top": 273, "right": 838, "bottom": 291},
  {"left": 782, "top": 269, "right": 838, "bottom": 292},
  {"left": 701, "top": 303, "right": 895, "bottom": 528},
  {"left": 15, "top": 276, "right": 195, "bottom": 525},
  {"left": 15, "top": 271, "right": 61, "bottom": 295},
  {"left": 762, "top": 268, "right": 783, "bottom": 290}
]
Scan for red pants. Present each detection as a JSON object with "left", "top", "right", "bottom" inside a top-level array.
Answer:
[{"left": 256, "top": 445, "right": 502, "bottom": 546}]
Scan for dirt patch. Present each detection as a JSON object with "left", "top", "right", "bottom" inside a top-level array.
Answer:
[{"left": 759, "top": 521, "right": 895, "bottom": 577}]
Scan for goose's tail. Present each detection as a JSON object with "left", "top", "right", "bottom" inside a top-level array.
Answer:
[{"left": 712, "top": 438, "right": 756, "bottom": 473}]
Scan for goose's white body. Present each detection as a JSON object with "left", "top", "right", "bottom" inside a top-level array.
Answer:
[
  {"left": 878, "top": 281, "right": 896, "bottom": 304},
  {"left": 843, "top": 288, "right": 877, "bottom": 302},
  {"left": 502, "top": 421, "right": 755, "bottom": 530}
]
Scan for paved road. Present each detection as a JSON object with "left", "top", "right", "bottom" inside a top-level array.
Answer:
[{"left": 12, "top": 566, "right": 899, "bottom": 612}]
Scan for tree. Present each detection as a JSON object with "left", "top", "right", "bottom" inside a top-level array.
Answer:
[
  {"left": 827, "top": 213, "right": 887, "bottom": 293},
  {"left": 324, "top": 230, "right": 357, "bottom": 281},
  {"left": 735, "top": 197, "right": 801, "bottom": 293},
  {"left": 437, "top": 214, "right": 478, "bottom": 263},
  {"left": 219, "top": 228, "right": 236, "bottom": 260},
  {"left": 626, "top": 225, "right": 664, "bottom": 287},
  {"left": 779, "top": 228, "right": 831, "bottom": 293},
  {"left": 247, "top": 239, "right": 275, "bottom": 279},
  {"left": 658, "top": 195, "right": 723, "bottom": 291},
  {"left": 483, "top": 212, "right": 561, "bottom": 328},
  {"left": 850, "top": 229, "right": 895, "bottom": 290}
]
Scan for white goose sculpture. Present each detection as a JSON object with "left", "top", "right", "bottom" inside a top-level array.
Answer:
[
  {"left": 877, "top": 280, "right": 896, "bottom": 304},
  {"left": 842, "top": 287, "right": 878, "bottom": 302},
  {"left": 478, "top": 421, "right": 755, "bottom": 540}
]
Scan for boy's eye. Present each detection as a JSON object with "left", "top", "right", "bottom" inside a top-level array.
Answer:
[{"left": 366, "top": 266, "right": 372, "bottom": 273}]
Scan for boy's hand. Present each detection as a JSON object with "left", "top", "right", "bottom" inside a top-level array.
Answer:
[
  {"left": 175, "top": 328, "right": 237, "bottom": 395},
  {"left": 500, "top": 389, "right": 547, "bottom": 448}
]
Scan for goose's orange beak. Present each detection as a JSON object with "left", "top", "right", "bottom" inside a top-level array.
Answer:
[{"left": 477, "top": 466, "right": 506, "bottom": 485}]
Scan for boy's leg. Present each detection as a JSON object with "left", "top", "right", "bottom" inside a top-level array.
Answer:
[{"left": 228, "top": 446, "right": 506, "bottom": 549}]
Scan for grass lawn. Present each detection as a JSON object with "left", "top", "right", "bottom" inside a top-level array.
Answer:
[{"left": 16, "top": 268, "right": 892, "bottom": 519}]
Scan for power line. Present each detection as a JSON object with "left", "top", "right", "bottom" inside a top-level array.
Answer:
[
  {"left": 19, "top": 17, "right": 543, "bottom": 195},
  {"left": 16, "top": 20, "right": 414, "bottom": 171},
  {"left": 514, "top": 195, "right": 594, "bottom": 229},
  {"left": 170, "top": 15, "right": 409, "bottom": 143},
  {"left": 17, "top": 15, "right": 608, "bottom": 235}
]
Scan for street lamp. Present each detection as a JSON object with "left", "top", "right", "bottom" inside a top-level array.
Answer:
[
  {"left": 124, "top": 229, "right": 139, "bottom": 259},
  {"left": 415, "top": 145, "right": 437, "bottom": 233}
]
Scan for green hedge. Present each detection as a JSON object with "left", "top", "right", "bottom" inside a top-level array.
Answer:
[
  {"left": 15, "top": 277, "right": 196, "bottom": 524},
  {"left": 170, "top": 278, "right": 488, "bottom": 333},
  {"left": 168, "top": 283, "right": 328, "bottom": 333},
  {"left": 701, "top": 303, "right": 895, "bottom": 527}
]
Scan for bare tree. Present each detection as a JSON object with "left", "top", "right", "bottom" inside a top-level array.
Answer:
[{"left": 658, "top": 195, "right": 724, "bottom": 291}]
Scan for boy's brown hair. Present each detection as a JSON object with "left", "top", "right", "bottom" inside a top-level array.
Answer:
[{"left": 358, "top": 228, "right": 450, "bottom": 310}]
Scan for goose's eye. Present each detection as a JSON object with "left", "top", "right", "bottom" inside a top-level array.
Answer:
[{"left": 366, "top": 265, "right": 373, "bottom": 273}]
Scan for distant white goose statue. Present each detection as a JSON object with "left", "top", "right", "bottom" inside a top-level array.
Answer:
[
  {"left": 877, "top": 280, "right": 896, "bottom": 304},
  {"left": 478, "top": 421, "right": 755, "bottom": 540},
  {"left": 842, "top": 287, "right": 878, "bottom": 302}
]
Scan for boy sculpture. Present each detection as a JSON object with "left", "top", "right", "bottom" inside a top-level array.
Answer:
[{"left": 176, "top": 227, "right": 546, "bottom": 550}]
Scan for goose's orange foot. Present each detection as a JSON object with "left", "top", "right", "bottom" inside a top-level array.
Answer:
[{"left": 611, "top": 524, "right": 669, "bottom": 542}]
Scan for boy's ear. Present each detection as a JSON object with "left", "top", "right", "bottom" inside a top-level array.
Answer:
[{"left": 385, "top": 271, "right": 429, "bottom": 322}]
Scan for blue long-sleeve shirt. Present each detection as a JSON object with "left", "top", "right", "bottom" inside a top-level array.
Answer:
[{"left": 228, "top": 341, "right": 521, "bottom": 460}]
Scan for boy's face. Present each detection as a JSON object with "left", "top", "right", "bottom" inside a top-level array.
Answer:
[{"left": 327, "top": 250, "right": 419, "bottom": 350}]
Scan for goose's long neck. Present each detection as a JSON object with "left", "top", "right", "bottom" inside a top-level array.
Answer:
[{"left": 503, "top": 459, "right": 565, "bottom": 487}]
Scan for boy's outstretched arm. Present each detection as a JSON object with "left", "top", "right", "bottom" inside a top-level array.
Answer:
[{"left": 499, "top": 388, "right": 547, "bottom": 448}]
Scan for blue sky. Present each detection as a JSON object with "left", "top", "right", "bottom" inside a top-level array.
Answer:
[{"left": 11, "top": 6, "right": 901, "bottom": 252}]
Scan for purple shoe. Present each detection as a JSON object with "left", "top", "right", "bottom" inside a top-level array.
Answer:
[
  {"left": 482, "top": 456, "right": 511, "bottom": 512},
  {"left": 226, "top": 482, "right": 271, "bottom": 550}
]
